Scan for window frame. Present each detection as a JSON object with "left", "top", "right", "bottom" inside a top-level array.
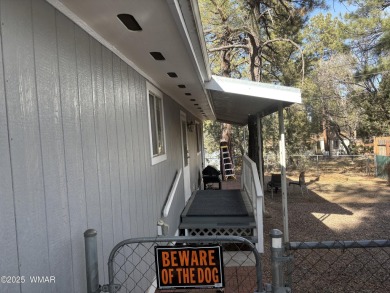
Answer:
[{"left": 146, "top": 82, "right": 167, "bottom": 165}]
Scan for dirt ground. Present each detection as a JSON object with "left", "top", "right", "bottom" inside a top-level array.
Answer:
[
  {"left": 263, "top": 171, "right": 390, "bottom": 241},
  {"left": 262, "top": 171, "right": 390, "bottom": 290}
]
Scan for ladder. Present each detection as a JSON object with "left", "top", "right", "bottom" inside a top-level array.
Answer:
[{"left": 220, "top": 141, "right": 235, "bottom": 180}]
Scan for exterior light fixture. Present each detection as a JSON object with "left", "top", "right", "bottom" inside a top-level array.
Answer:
[{"left": 187, "top": 121, "right": 195, "bottom": 132}]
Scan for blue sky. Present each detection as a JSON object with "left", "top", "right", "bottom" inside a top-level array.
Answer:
[
  {"left": 327, "top": 0, "right": 355, "bottom": 16},
  {"left": 312, "top": 0, "right": 356, "bottom": 18}
]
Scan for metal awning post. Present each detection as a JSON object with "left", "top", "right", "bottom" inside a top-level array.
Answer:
[
  {"left": 278, "top": 103, "right": 289, "bottom": 243},
  {"left": 257, "top": 114, "right": 265, "bottom": 213}
]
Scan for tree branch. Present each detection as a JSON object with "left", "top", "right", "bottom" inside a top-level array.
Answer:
[
  {"left": 259, "top": 38, "right": 305, "bottom": 85},
  {"left": 208, "top": 44, "right": 250, "bottom": 52}
]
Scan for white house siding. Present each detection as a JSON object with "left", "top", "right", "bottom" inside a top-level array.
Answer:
[{"left": 0, "top": 0, "right": 202, "bottom": 292}]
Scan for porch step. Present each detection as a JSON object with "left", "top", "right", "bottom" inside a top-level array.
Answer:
[
  {"left": 180, "top": 189, "right": 255, "bottom": 237},
  {"left": 180, "top": 218, "right": 256, "bottom": 228}
]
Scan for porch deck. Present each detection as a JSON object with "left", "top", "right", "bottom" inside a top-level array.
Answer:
[{"left": 179, "top": 176, "right": 256, "bottom": 236}]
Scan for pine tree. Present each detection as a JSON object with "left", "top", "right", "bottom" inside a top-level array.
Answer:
[
  {"left": 199, "top": 0, "right": 324, "bottom": 168},
  {"left": 343, "top": 0, "right": 390, "bottom": 136}
]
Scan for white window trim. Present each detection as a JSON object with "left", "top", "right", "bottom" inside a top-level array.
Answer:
[{"left": 146, "top": 82, "right": 167, "bottom": 165}]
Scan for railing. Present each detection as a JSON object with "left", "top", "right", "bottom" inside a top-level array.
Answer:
[
  {"left": 162, "top": 169, "right": 182, "bottom": 218},
  {"left": 241, "top": 154, "right": 264, "bottom": 253}
]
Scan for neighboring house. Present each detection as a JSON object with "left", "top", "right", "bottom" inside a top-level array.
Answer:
[
  {"left": 313, "top": 133, "right": 350, "bottom": 156},
  {"left": 0, "top": 0, "right": 300, "bottom": 292}
]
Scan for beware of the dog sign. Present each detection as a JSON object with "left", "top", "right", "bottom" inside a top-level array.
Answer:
[{"left": 154, "top": 245, "right": 224, "bottom": 289}]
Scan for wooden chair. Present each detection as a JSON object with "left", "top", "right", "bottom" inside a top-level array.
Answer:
[
  {"left": 289, "top": 171, "right": 309, "bottom": 196},
  {"left": 267, "top": 173, "right": 281, "bottom": 198}
]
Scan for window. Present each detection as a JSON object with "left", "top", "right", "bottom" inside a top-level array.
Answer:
[
  {"left": 147, "top": 83, "right": 167, "bottom": 165},
  {"left": 333, "top": 140, "right": 339, "bottom": 149}
]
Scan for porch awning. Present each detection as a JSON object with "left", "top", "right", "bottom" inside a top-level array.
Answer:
[{"left": 205, "top": 75, "right": 302, "bottom": 125}]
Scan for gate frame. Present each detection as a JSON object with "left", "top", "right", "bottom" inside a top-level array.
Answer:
[{"left": 84, "top": 231, "right": 266, "bottom": 293}]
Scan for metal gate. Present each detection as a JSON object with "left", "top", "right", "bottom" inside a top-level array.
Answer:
[{"left": 85, "top": 230, "right": 264, "bottom": 293}]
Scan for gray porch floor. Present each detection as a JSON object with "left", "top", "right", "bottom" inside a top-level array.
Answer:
[{"left": 179, "top": 189, "right": 255, "bottom": 230}]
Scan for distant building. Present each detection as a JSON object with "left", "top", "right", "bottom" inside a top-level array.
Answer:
[{"left": 313, "top": 133, "right": 350, "bottom": 156}]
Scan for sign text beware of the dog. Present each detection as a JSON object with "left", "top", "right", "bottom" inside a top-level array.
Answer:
[{"left": 154, "top": 245, "right": 224, "bottom": 289}]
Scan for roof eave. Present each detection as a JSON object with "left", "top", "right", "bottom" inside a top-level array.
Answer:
[{"left": 166, "top": 0, "right": 216, "bottom": 120}]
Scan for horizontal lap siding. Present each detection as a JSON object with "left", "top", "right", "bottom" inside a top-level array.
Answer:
[{"left": 0, "top": 0, "right": 188, "bottom": 291}]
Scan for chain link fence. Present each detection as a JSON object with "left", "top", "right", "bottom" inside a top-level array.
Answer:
[
  {"left": 265, "top": 154, "right": 375, "bottom": 176},
  {"left": 284, "top": 239, "right": 390, "bottom": 292},
  {"left": 86, "top": 229, "right": 390, "bottom": 293},
  {"left": 85, "top": 233, "right": 264, "bottom": 293}
]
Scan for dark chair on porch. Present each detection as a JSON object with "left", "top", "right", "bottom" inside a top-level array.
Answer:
[
  {"left": 202, "top": 165, "right": 222, "bottom": 190},
  {"left": 267, "top": 173, "right": 281, "bottom": 198},
  {"left": 289, "top": 171, "right": 309, "bottom": 196}
]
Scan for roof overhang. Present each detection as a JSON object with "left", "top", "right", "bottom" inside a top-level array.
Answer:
[
  {"left": 47, "top": 0, "right": 215, "bottom": 121},
  {"left": 205, "top": 75, "right": 302, "bottom": 125},
  {"left": 47, "top": 0, "right": 301, "bottom": 125}
]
